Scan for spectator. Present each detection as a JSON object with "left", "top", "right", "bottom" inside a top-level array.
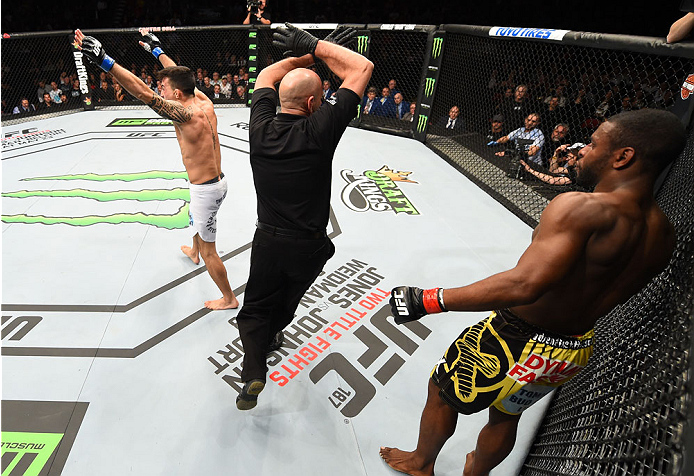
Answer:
[
  {"left": 39, "top": 93, "right": 54, "bottom": 110},
  {"left": 373, "top": 86, "right": 395, "bottom": 117},
  {"left": 69, "top": 79, "right": 82, "bottom": 104},
  {"left": 144, "top": 74, "right": 156, "bottom": 90},
  {"left": 489, "top": 112, "right": 545, "bottom": 165},
  {"left": 211, "top": 84, "right": 223, "bottom": 100},
  {"left": 243, "top": 0, "right": 271, "bottom": 24},
  {"left": 542, "top": 95, "right": 564, "bottom": 133},
  {"left": 220, "top": 76, "right": 233, "bottom": 98},
  {"left": 59, "top": 74, "right": 72, "bottom": 95},
  {"left": 388, "top": 78, "right": 400, "bottom": 96},
  {"left": 322, "top": 79, "right": 334, "bottom": 100},
  {"left": 210, "top": 72, "right": 222, "bottom": 86},
  {"left": 402, "top": 102, "right": 416, "bottom": 122},
  {"left": 59, "top": 93, "right": 69, "bottom": 107},
  {"left": 485, "top": 114, "right": 506, "bottom": 142},
  {"left": 96, "top": 80, "right": 113, "bottom": 102},
  {"left": 519, "top": 142, "right": 585, "bottom": 186},
  {"left": 541, "top": 122, "right": 571, "bottom": 166},
  {"left": 361, "top": 86, "right": 379, "bottom": 115},
  {"left": 502, "top": 84, "right": 534, "bottom": 128},
  {"left": 200, "top": 77, "right": 214, "bottom": 98},
  {"left": 48, "top": 82, "right": 63, "bottom": 104},
  {"left": 113, "top": 83, "right": 127, "bottom": 102},
  {"left": 36, "top": 79, "right": 50, "bottom": 103},
  {"left": 544, "top": 85, "right": 568, "bottom": 108},
  {"left": 393, "top": 93, "right": 409, "bottom": 120},
  {"left": 437, "top": 105, "right": 464, "bottom": 132},
  {"left": 233, "top": 85, "right": 248, "bottom": 104},
  {"left": 13, "top": 98, "right": 36, "bottom": 114},
  {"left": 195, "top": 71, "right": 205, "bottom": 89}
]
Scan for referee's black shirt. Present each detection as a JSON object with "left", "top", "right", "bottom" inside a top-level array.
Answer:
[{"left": 249, "top": 86, "right": 360, "bottom": 232}]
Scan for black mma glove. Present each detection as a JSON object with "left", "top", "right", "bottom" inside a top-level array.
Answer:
[
  {"left": 324, "top": 25, "right": 357, "bottom": 48},
  {"left": 389, "top": 286, "right": 447, "bottom": 325},
  {"left": 138, "top": 31, "right": 164, "bottom": 59},
  {"left": 80, "top": 35, "right": 115, "bottom": 72},
  {"left": 272, "top": 23, "right": 319, "bottom": 58}
]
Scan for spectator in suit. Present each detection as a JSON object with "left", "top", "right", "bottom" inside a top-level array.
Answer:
[
  {"left": 211, "top": 84, "right": 224, "bottom": 100},
  {"left": 373, "top": 86, "right": 395, "bottom": 117},
  {"left": 233, "top": 85, "right": 248, "bottom": 104},
  {"left": 195, "top": 71, "right": 205, "bottom": 89},
  {"left": 393, "top": 93, "right": 410, "bottom": 120},
  {"left": 322, "top": 79, "right": 334, "bottom": 101},
  {"left": 361, "top": 86, "right": 379, "bottom": 115},
  {"left": 13, "top": 98, "right": 36, "bottom": 114},
  {"left": 402, "top": 102, "right": 416, "bottom": 122},
  {"left": 438, "top": 105, "right": 464, "bottom": 132}
]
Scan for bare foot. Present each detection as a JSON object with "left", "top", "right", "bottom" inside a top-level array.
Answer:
[
  {"left": 463, "top": 451, "right": 476, "bottom": 476},
  {"left": 379, "top": 447, "right": 433, "bottom": 476},
  {"left": 204, "top": 296, "right": 239, "bottom": 310},
  {"left": 181, "top": 245, "right": 200, "bottom": 265}
]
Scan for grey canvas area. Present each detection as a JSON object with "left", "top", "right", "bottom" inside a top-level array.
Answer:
[{"left": 2, "top": 108, "right": 548, "bottom": 475}]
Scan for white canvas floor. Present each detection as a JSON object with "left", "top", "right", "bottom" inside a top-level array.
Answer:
[{"left": 2, "top": 107, "right": 548, "bottom": 476}]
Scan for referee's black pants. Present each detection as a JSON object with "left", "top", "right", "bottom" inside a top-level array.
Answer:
[{"left": 237, "top": 228, "right": 335, "bottom": 382}]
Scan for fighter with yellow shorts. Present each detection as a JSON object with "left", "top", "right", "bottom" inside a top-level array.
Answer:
[{"left": 430, "top": 308, "right": 593, "bottom": 415}]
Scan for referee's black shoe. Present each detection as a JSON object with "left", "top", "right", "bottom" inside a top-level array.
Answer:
[
  {"left": 236, "top": 379, "right": 265, "bottom": 410},
  {"left": 268, "top": 330, "right": 284, "bottom": 352}
]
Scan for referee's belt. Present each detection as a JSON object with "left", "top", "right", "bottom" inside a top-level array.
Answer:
[{"left": 256, "top": 221, "right": 327, "bottom": 239}]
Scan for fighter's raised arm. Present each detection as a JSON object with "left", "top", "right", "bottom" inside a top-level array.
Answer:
[{"left": 74, "top": 29, "right": 192, "bottom": 124}]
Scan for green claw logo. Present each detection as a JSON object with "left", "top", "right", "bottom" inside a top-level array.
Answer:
[
  {"left": 432, "top": 37, "right": 443, "bottom": 58},
  {"left": 249, "top": 43, "right": 257, "bottom": 50},
  {"left": 249, "top": 55, "right": 257, "bottom": 62},
  {"left": 425, "top": 77, "right": 436, "bottom": 97},
  {"left": 2, "top": 171, "right": 191, "bottom": 229},
  {"left": 248, "top": 32, "right": 257, "bottom": 38},
  {"left": 357, "top": 35, "right": 369, "bottom": 55},
  {"left": 417, "top": 114, "right": 429, "bottom": 134}
]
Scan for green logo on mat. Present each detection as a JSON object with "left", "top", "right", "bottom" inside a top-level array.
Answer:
[
  {"left": 425, "top": 77, "right": 436, "bottom": 97},
  {"left": 432, "top": 37, "right": 443, "bottom": 58},
  {"left": 2, "top": 171, "right": 191, "bottom": 229},
  {"left": 357, "top": 35, "right": 369, "bottom": 55},
  {"left": 417, "top": 114, "right": 429, "bottom": 134},
  {"left": 1, "top": 431, "right": 64, "bottom": 476}
]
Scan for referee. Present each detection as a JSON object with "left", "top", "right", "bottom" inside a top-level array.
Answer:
[{"left": 235, "top": 24, "right": 373, "bottom": 410}]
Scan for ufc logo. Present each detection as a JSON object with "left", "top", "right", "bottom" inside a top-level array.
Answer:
[{"left": 392, "top": 290, "right": 408, "bottom": 315}]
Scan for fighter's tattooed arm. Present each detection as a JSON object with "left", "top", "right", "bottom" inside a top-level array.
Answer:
[{"left": 147, "top": 95, "right": 193, "bottom": 123}]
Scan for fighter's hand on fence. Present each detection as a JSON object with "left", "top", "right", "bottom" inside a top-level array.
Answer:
[
  {"left": 138, "top": 30, "right": 164, "bottom": 59},
  {"left": 273, "top": 23, "right": 319, "bottom": 58},
  {"left": 324, "top": 26, "right": 357, "bottom": 48},
  {"left": 487, "top": 141, "right": 499, "bottom": 146},
  {"left": 389, "top": 286, "right": 447, "bottom": 324},
  {"left": 74, "top": 29, "right": 115, "bottom": 72}
]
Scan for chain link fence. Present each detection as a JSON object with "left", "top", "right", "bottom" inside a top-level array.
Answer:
[{"left": 2, "top": 23, "right": 694, "bottom": 474}]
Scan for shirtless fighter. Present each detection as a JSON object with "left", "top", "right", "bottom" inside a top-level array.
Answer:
[
  {"left": 381, "top": 108, "right": 686, "bottom": 475},
  {"left": 74, "top": 29, "right": 238, "bottom": 310}
]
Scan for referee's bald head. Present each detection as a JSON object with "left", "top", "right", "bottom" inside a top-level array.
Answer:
[{"left": 279, "top": 68, "right": 322, "bottom": 115}]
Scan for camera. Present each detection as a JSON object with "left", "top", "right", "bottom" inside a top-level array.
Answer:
[
  {"left": 507, "top": 138, "right": 534, "bottom": 179},
  {"left": 247, "top": 0, "right": 262, "bottom": 11}
]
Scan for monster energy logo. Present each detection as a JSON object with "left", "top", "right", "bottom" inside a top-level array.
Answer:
[
  {"left": 424, "top": 77, "right": 436, "bottom": 97},
  {"left": 2, "top": 170, "right": 191, "bottom": 229},
  {"left": 248, "top": 31, "right": 257, "bottom": 38},
  {"left": 432, "top": 37, "right": 443, "bottom": 59},
  {"left": 249, "top": 55, "right": 257, "bottom": 62},
  {"left": 357, "top": 35, "right": 369, "bottom": 55},
  {"left": 417, "top": 114, "right": 428, "bottom": 134},
  {"left": 249, "top": 43, "right": 257, "bottom": 50},
  {"left": 249, "top": 66, "right": 257, "bottom": 73}
]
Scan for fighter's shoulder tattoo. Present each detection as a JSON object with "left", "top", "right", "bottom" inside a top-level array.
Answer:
[{"left": 147, "top": 94, "right": 193, "bottom": 123}]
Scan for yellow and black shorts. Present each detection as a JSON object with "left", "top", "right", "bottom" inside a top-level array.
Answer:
[{"left": 431, "top": 309, "right": 593, "bottom": 416}]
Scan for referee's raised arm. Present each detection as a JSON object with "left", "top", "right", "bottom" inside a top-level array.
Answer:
[{"left": 313, "top": 39, "right": 373, "bottom": 98}]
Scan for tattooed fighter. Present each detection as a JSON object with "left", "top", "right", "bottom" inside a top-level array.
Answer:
[{"left": 74, "top": 29, "right": 238, "bottom": 310}]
